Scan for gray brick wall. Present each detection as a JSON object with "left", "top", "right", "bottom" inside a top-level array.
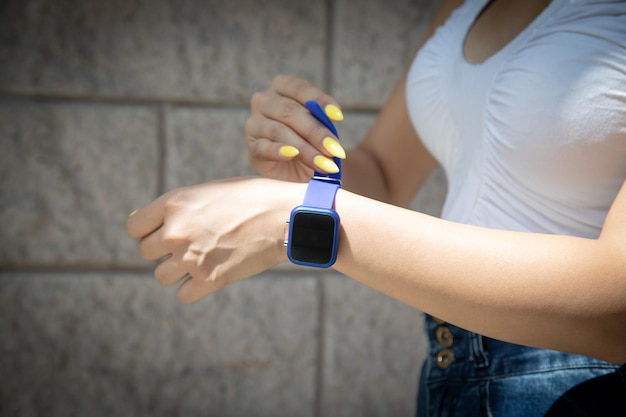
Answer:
[{"left": 0, "top": 1, "right": 446, "bottom": 416}]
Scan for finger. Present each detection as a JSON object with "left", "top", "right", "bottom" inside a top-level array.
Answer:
[
  {"left": 260, "top": 95, "right": 346, "bottom": 161},
  {"left": 246, "top": 111, "right": 309, "bottom": 156},
  {"left": 249, "top": 137, "right": 299, "bottom": 162},
  {"left": 247, "top": 100, "right": 339, "bottom": 174},
  {"left": 249, "top": 86, "right": 344, "bottom": 159},
  {"left": 270, "top": 75, "right": 344, "bottom": 121},
  {"left": 126, "top": 195, "right": 167, "bottom": 239},
  {"left": 154, "top": 257, "right": 190, "bottom": 286},
  {"left": 177, "top": 274, "right": 224, "bottom": 304},
  {"left": 249, "top": 135, "right": 337, "bottom": 175},
  {"left": 137, "top": 226, "right": 172, "bottom": 261}
]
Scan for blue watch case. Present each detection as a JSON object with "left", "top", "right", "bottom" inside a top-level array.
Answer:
[{"left": 287, "top": 205, "right": 340, "bottom": 268}]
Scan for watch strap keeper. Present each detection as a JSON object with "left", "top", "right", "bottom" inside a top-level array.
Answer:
[{"left": 302, "top": 179, "right": 340, "bottom": 209}]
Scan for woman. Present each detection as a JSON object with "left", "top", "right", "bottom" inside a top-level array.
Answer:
[{"left": 127, "top": 0, "right": 626, "bottom": 415}]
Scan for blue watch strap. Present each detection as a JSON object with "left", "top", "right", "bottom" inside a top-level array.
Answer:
[
  {"left": 303, "top": 179, "right": 340, "bottom": 209},
  {"left": 305, "top": 100, "right": 338, "bottom": 136},
  {"left": 305, "top": 100, "right": 342, "bottom": 184},
  {"left": 286, "top": 101, "right": 342, "bottom": 268}
]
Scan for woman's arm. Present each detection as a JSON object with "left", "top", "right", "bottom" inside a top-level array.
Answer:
[
  {"left": 246, "top": 0, "right": 462, "bottom": 206},
  {"left": 127, "top": 176, "right": 626, "bottom": 363},
  {"left": 341, "top": 70, "right": 439, "bottom": 207},
  {"left": 333, "top": 180, "right": 626, "bottom": 363},
  {"left": 128, "top": 0, "right": 626, "bottom": 363},
  {"left": 342, "top": 0, "right": 463, "bottom": 205}
]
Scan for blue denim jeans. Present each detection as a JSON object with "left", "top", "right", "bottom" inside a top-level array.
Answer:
[{"left": 417, "top": 315, "right": 626, "bottom": 417}]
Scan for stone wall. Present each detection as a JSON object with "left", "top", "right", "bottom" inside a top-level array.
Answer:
[{"left": 0, "top": 0, "right": 446, "bottom": 416}]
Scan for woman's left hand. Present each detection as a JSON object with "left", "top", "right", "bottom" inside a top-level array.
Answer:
[{"left": 126, "top": 177, "right": 301, "bottom": 303}]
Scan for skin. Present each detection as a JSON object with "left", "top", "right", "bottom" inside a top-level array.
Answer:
[{"left": 127, "top": 0, "right": 626, "bottom": 363}]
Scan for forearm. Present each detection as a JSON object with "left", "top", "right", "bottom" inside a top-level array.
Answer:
[
  {"left": 332, "top": 188, "right": 626, "bottom": 362},
  {"left": 340, "top": 148, "right": 390, "bottom": 202},
  {"left": 338, "top": 73, "right": 438, "bottom": 206},
  {"left": 129, "top": 176, "right": 626, "bottom": 362}
]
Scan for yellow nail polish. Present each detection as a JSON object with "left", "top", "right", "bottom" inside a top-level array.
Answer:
[
  {"left": 324, "top": 104, "right": 344, "bottom": 122},
  {"left": 322, "top": 137, "right": 346, "bottom": 159},
  {"left": 279, "top": 145, "right": 300, "bottom": 158},
  {"left": 314, "top": 155, "right": 340, "bottom": 174},
  {"left": 129, "top": 209, "right": 138, "bottom": 217}
]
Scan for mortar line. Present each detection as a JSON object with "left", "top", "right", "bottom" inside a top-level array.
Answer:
[
  {"left": 0, "top": 92, "right": 381, "bottom": 113},
  {"left": 0, "top": 91, "right": 247, "bottom": 109},
  {"left": 157, "top": 103, "right": 169, "bottom": 196},
  {"left": 0, "top": 265, "right": 154, "bottom": 274},
  {"left": 323, "top": 0, "right": 336, "bottom": 94},
  {"left": 315, "top": 2, "right": 334, "bottom": 414},
  {"left": 0, "top": 265, "right": 324, "bottom": 277},
  {"left": 314, "top": 273, "right": 327, "bottom": 417}
]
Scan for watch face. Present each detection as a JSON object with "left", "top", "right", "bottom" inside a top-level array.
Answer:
[{"left": 289, "top": 211, "right": 338, "bottom": 266}]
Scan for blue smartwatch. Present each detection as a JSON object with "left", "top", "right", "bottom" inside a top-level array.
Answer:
[{"left": 286, "top": 101, "right": 342, "bottom": 268}]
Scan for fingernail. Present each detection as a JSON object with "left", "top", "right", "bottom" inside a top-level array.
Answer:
[
  {"left": 279, "top": 145, "right": 300, "bottom": 158},
  {"left": 324, "top": 104, "right": 344, "bottom": 122},
  {"left": 314, "top": 155, "right": 340, "bottom": 174},
  {"left": 322, "top": 137, "right": 346, "bottom": 159},
  {"left": 129, "top": 209, "right": 138, "bottom": 217}
]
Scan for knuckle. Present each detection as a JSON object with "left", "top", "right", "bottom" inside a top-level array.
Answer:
[
  {"left": 278, "top": 99, "right": 301, "bottom": 119},
  {"left": 271, "top": 74, "right": 317, "bottom": 101},
  {"left": 271, "top": 73, "right": 291, "bottom": 88},
  {"left": 163, "top": 188, "right": 189, "bottom": 212},
  {"left": 203, "top": 269, "right": 227, "bottom": 292},
  {"left": 291, "top": 78, "right": 311, "bottom": 97},
  {"left": 161, "top": 224, "right": 186, "bottom": 245},
  {"left": 137, "top": 242, "right": 151, "bottom": 259},
  {"left": 249, "top": 91, "right": 265, "bottom": 108},
  {"left": 305, "top": 122, "right": 328, "bottom": 141},
  {"left": 244, "top": 114, "right": 256, "bottom": 137},
  {"left": 266, "top": 121, "right": 287, "bottom": 141},
  {"left": 153, "top": 265, "right": 170, "bottom": 286}
]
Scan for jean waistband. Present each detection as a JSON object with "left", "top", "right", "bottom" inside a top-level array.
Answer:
[{"left": 423, "top": 314, "right": 620, "bottom": 378}]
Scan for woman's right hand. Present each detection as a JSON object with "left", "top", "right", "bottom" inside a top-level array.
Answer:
[{"left": 245, "top": 74, "right": 347, "bottom": 183}]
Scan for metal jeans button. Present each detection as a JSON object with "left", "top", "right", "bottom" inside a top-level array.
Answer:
[
  {"left": 435, "top": 349, "right": 455, "bottom": 369},
  {"left": 435, "top": 325, "right": 453, "bottom": 347}
]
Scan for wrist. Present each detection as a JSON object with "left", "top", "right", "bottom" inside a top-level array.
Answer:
[{"left": 267, "top": 179, "right": 308, "bottom": 265}]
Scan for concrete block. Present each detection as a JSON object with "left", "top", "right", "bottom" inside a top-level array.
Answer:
[
  {"left": 332, "top": 0, "right": 438, "bottom": 107},
  {"left": 320, "top": 273, "right": 427, "bottom": 417},
  {"left": 165, "top": 106, "right": 256, "bottom": 190},
  {"left": 0, "top": 100, "right": 158, "bottom": 267},
  {"left": 0, "top": 0, "right": 325, "bottom": 102},
  {"left": 0, "top": 271, "right": 318, "bottom": 417}
]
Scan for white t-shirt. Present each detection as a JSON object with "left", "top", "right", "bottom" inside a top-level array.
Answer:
[{"left": 406, "top": 0, "right": 626, "bottom": 238}]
